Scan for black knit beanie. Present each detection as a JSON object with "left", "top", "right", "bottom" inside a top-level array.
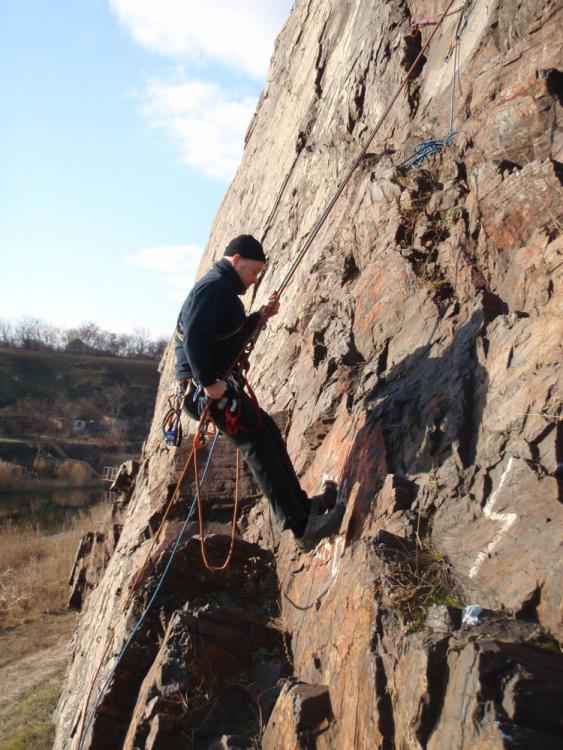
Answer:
[{"left": 224, "top": 234, "right": 266, "bottom": 263}]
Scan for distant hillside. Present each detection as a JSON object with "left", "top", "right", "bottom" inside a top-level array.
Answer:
[
  {"left": 0, "top": 346, "right": 163, "bottom": 457},
  {"left": 0, "top": 347, "right": 160, "bottom": 415}
]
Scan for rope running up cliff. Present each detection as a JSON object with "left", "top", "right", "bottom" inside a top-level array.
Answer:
[{"left": 75, "top": 3, "right": 461, "bottom": 747}]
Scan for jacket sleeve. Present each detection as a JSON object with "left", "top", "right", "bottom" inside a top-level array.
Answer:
[
  {"left": 182, "top": 284, "right": 222, "bottom": 387},
  {"left": 242, "top": 311, "right": 261, "bottom": 338}
]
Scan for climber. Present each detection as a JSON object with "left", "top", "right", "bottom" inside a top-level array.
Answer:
[{"left": 175, "top": 234, "right": 345, "bottom": 551}]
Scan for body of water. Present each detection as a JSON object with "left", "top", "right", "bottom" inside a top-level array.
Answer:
[{"left": 0, "top": 487, "right": 114, "bottom": 531}]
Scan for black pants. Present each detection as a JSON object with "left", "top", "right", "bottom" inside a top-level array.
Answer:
[{"left": 184, "top": 385, "right": 310, "bottom": 535}]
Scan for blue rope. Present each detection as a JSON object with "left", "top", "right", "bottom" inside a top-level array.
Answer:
[
  {"left": 78, "top": 430, "right": 221, "bottom": 750},
  {"left": 398, "top": 3, "right": 469, "bottom": 172},
  {"left": 397, "top": 133, "right": 457, "bottom": 170}
]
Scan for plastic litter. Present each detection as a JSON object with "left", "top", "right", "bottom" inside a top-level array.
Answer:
[{"left": 462, "top": 604, "right": 483, "bottom": 626}]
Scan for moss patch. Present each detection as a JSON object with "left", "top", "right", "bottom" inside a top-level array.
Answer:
[{"left": 0, "top": 681, "right": 60, "bottom": 750}]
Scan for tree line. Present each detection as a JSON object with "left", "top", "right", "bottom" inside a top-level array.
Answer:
[{"left": 0, "top": 317, "right": 168, "bottom": 360}]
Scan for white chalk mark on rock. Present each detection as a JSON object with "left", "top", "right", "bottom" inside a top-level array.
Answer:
[
  {"left": 469, "top": 457, "right": 518, "bottom": 578},
  {"left": 317, "top": 540, "right": 333, "bottom": 565},
  {"left": 331, "top": 536, "right": 345, "bottom": 579},
  {"left": 314, "top": 536, "right": 345, "bottom": 580}
]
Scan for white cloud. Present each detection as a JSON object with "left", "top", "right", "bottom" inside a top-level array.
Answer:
[
  {"left": 130, "top": 244, "right": 202, "bottom": 271},
  {"left": 109, "top": 0, "right": 292, "bottom": 79},
  {"left": 142, "top": 78, "right": 257, "bottom": 180},
  {"left": 128, "top": 244, "right": 203, "bottom": 300}
]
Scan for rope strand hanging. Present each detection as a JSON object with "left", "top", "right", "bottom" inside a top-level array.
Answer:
[
  {"left": 398, "top": 0, "right": 477, "bottom": 171},
  {"left": 195, "top": 446, "right": 241, "bottom": 572},
  {"left": 76, "top": 3, "right": 460, "bottom": 746},
  {"left": 262, "top": 0, "right": 460, "bottom": 303}
]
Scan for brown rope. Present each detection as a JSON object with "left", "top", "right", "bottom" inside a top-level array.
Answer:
[
  {"left": 275, "top": 0, "right": 459, "bottom": 297},
  {"left": 221, "top": 0, "right": 460, "bottom": 379}
]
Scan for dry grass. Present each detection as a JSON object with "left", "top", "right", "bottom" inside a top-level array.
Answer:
[
  {"left": 378, "top": 532, "right": 463, "bottom": 633},
  {"left": 51, "top": 460, "right": 94, "bottom": 484},
  {"left": 0, "top": 501, "right": 110, "bottom": 630},
  {"left": 0, "top": 613, "right": 78, "bottom": 750}
]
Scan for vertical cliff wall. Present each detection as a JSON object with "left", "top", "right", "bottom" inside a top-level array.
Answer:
[{"left": 55, "top": 1, "right": 562, "bottom": 748}]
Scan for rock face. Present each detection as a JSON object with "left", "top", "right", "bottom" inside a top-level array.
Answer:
[{"left": 54, "top": 0, "right": 562, "bottom": 748}]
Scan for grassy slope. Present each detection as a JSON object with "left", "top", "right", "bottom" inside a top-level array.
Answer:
[
  {"left": 0, "top": 613, "right": 78, "bottom": 750},
  {"left": 0, "top": 347, "right": 160, "bottom": 410}
]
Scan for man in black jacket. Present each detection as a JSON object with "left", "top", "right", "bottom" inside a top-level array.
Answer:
[{"left": 175, "top": 234, "right": 344, "bottom": 551}]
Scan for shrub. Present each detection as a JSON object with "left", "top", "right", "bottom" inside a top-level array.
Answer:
[
  {"left": 0, "top": 460, "right": 26, "bottom": 492},
  {"left": 52, "top": 460, "right": 93, "bottom": 484}
]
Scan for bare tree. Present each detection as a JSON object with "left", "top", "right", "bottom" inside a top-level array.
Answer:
[
  {"left": 117, "top": 333, "right": 135, "bottom": 357},
  {"left": 13, "top": 316, "right": 44, "bottom": 347},
  {"left": 38, "top": 322, "right": 63, "bottom": 349},
  {"left": 147, "top": 337, "right": 168, "bottom": 360},
  {"left": 76, "top": 322, "right": 104, "bottom": 350},
  {"left": 131, "top": 327, "right": 152, "bottom": 357},
  {"left": 3, "top": 316, "right": 165, "bottom": 359},
  {"left": 101, "top": 383, "right": 129, "bottom": 419},
  {"left": 0, "top": 319, "right": 14, "bottom": 347}
]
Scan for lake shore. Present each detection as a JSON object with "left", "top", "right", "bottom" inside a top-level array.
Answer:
[{"left": 0, "top": 452, "right": 103, "bottom": 494}]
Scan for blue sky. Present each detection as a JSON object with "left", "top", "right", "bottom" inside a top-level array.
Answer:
[{"left": 0, "top": 0, "right": 292, "bottom": 337}]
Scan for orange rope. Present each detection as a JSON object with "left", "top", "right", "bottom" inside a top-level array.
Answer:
[{"left": 195, "top": 435, "right": 241, "bottom": 572}]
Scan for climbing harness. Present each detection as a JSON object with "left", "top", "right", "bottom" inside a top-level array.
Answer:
[
  {"left": 398, "top": 0, "right": 476, "bottom": 171},
  {"left": 222, "top": 373, "right": 262, "bottom": 436},
  {"left": 161, "top": 378, "right": 209, "bottom": 449},
  {"left": 76, "top": 3, "right": 461, "bottom": 746},
  {"left": 190, "top": 380, "right": 210, "bottom": 417}
]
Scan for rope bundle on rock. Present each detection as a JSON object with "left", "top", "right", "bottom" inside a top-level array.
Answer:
[{"left": 398, "top": 0, "right": 477, "bottom": 171}]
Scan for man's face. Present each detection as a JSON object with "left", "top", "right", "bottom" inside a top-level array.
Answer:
[{"left": 230, "top": 255, "right": 265, "bottom": 289}]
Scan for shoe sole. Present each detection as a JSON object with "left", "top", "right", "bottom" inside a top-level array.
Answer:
[{"left": 296, "top": 503, "right": 345, "bottom": 552}]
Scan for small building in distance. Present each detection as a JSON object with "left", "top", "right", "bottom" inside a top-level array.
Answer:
[{"left": 72, "top": 419, "right": 98, "bottom": 436}]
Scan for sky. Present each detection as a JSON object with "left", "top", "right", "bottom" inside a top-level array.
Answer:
[{"left": 0, "top": 0, "right": 293, "bottom": 338}]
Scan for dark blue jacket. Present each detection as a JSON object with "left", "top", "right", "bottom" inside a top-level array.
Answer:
[{"left": 175, "top": 259, "right": 261, "bottom": 386}]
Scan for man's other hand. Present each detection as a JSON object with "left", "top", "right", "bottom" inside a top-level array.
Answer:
[
  {"left": 260, "top": 292, "right": 280, "bottom": 322},
  {"left": 204, "top": 380, "right": 227, "bottom": 400}
]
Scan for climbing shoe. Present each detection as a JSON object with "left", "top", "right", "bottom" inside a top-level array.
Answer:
[
  {"left": 295, "top": 501, "right": 345, "bottom": 552},
  {"left": 310, "top": 479, "right": 338, "bottom": 516}
]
